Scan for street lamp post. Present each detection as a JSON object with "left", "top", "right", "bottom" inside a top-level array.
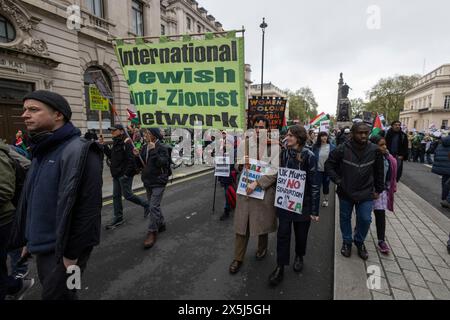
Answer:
[{"left": 260, "top": 17, "right": 268, "bottom": 98}]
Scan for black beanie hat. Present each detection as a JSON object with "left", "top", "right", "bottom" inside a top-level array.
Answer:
[{"left": 23, "top": 90, "right": 72, "bottom": 121}]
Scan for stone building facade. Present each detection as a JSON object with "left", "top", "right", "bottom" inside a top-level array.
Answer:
[
  {"left": 400, "top": 64, "right": 450, "bottom": 131},
  {"left": 0, "top": 0, "right": 243, "bottom": 140}
]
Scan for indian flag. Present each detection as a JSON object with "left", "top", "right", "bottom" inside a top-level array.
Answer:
[
  {"left": 309, "top": 112, "right": 328, "bottom": 127},
  {"left": 370, "top": 114, "right": 383, "bottom": 137}
]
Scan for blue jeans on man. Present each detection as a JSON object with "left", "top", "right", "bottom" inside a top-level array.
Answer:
[
  {"left": 339, "top": 198, "right": 373, "bottom": 245},
  {"left": 113, "top": 175, "right": 149, "bottom": 219},
  {"left": 316, "top": 171, "right": 330, "bottom": 195}
]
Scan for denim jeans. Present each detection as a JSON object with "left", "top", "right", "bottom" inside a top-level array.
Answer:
[
  {"left": 339, "top": 198, "right": 373, "bottom": 245},
  {"left": 113, "top": 175, "right": 149, "bottom": 219},
  {"left": 146, "top": 187, "right": 166, "bottom": 232},
  {"left": 8, "top": 248, "right": 28, "bottom": 276},
  {"left": 316, "top": 171, "right": 330, "bottom": 195},
  {"left": 395, "top": 156, "right": 403, "bottom": 182},
  {"left": 426, "top": 153, "right": 433, "bottom": 165},
  {"left": 441, "top": 175, "right": 450, "bottom": 202}
]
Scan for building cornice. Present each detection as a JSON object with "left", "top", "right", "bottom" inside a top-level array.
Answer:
[{"left": 405, "top": 79, "right": 450, "bottom": 98}]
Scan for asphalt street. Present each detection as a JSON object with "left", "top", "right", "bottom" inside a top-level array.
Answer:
[
  {"left": 24, "top": 172, "right": 335, "bottom": 300},
  {"left": 401, "top": 161, "right": 450, "bottom": 219}
]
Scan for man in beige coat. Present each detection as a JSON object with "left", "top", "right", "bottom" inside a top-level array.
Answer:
[{"left": 229, "top": 117, "right": 279, "bottom": 274}]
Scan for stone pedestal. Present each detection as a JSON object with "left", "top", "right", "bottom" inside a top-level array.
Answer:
[{"left": 336, "top": 121, "right": 353, "bottom": 129}]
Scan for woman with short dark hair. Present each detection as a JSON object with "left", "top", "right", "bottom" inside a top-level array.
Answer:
[{"left": 268, "top": 125, "right": 320, "bottom": 286}]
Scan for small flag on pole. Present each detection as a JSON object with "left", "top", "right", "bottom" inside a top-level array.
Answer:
[
  {"left": 309, "top": 112, "right": 328, "bottom": 127},
  {"left": 127, "top": 108, "right": 139, "bottom": 125},
  {"left": 370, "top": 114, "right": 383, "bottom": 137}
]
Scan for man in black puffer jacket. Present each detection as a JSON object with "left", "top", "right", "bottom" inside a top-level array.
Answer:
[
  {"left": 100, "top": 124, "right": 149, "bottom": 229},
  {"left": 385, "top": 121, "right": 408, "bottom": 181},
  {"left": 135, "top": 128, "right": 170, "bottom": 249},
  {"left": 325, "top": 122, "right": 384, "bottom": 261}
]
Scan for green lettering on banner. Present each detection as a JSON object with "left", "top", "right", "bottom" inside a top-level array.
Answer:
[{"left": 114, "top": 35, "right": 245, "bottom": 129}]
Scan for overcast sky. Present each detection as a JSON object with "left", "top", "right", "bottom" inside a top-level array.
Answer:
[{"left": 199, "top": 0, "right": 450, "bottom": 115}]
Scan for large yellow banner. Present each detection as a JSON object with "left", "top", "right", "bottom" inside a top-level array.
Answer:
[{"left": 114, "top": 36, "right": 245, "bottom": 129}]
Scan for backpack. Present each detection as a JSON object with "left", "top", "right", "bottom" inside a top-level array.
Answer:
[
  {"left": 0, "top": 148, "right": 29, "bottom": 207},
  {"left": 163, "top": 144, "right": 173, "bottom": 177}
]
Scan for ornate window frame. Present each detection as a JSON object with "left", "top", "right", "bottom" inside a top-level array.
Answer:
[{"left": 0, "top": 0, "right": 49, "bottom": 57}]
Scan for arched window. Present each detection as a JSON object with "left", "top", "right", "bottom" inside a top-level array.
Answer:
[
  {"left": 0, "top": 15, "right": 16, "bottom": 43},
  {"left": 84, "top": 66, "right": 114, "bottom": 128}
]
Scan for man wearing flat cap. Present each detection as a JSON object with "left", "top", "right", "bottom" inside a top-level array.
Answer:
[
  {"left": 100, "top": 124, "right": 150, "bottom": 229},
  {"left": 9, "top": 90, "right": 103, "bottom": 300}
]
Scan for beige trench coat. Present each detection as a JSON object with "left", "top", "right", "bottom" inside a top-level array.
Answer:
[{"left": 233, "top": 148, "right": 279, "bottom": 237}]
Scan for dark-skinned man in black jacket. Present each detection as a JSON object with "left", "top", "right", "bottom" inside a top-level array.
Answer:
[{"left": 325, "top": 122, "right": 384, "bottom": 261}]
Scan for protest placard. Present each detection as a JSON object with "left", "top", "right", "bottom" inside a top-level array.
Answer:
[
  {"left": 114, "top": 36, "right": 245, "bottom": 129},
  {"left": 274, "top": 168, "right": 307, "bottom": 214},
  {"left": 214, "top": 156, "right": 230, "bottom": 177},
  {"left": 236, "top": 159, "right": 267, "bottom": 200},
  {"left": 320, "top": 120, "right": 330, "bottom": 133}
]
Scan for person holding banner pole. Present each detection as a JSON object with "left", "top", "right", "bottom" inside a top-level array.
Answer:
[
  {"left": 312, "top": 132, "right": 335, "bottom": 207},
  {"left": 229, "top": 117, "right": 278, "bottom": 274},
  {"left": 100, "top": 124, "right": 150, "bottom": 229},
  {"left": 218, "top": 131, "right": 237, "bottom": 221},
  {"left": 268, "top": 125, "right": 320, "bottom": 287}
]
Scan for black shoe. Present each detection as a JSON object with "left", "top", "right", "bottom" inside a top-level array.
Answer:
[
  {"left": 447, "top": 244, "right": 450, "bottom": 255},
  {"left": 268, "top": 266, "right": 284, "bottom": 287},
  {"left": 229, "top": 260, "right": 242, "bottom": 274},
  {"left": 256, "top": 248, "right": 267, "bottom": 261},
  {"left": 293, "top": 256, "right": 304, "bottom": 273},
  {"left": 158, "top": 224, "right": 166, "bottom": 233},
  {"left": 341, "top": 243, "right": 352, "bottom": 257},
  {"left": 220, "top": 210, "right": 230, "bottom": 221},
  {"left": 105, "top": 217, "right": 124, "bottom": 230},
  {"left": 355, "top": 242, "right": 369, "bottom": 260}
]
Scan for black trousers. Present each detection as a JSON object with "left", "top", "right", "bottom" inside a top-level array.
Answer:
[
  {"left": 374, "top": 210, "right": 386, "bottom": 242},
  {"left": 0, "top": 222, "right": 22, "bottom": 300},
  {"left": 276, "top": 216, "right": 311, "bottom": 266},
  {"left": 36, "top": 248, "right": 92, "bottom": 300}
]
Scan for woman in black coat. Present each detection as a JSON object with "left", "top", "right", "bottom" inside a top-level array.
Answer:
[{"left": 269, "top": 125, "right": 320, "bottom": 286}]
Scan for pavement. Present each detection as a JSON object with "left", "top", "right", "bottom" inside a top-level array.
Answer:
[
  {"left": 101, "top": 162, "right": 214, "bottom": 199},
  {"left": 334, "top": 181, "right": 450, "bottom": 300},
  {"left": 23, "top": 172, "right": 335, "bottom": 300},
  {"left": 401, "top": 161, "right": 450, "bottom": 219}
]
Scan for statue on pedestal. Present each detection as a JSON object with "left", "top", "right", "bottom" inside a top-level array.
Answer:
[{"left": 336, "top": 73, "right": 352, "bottom": 122}]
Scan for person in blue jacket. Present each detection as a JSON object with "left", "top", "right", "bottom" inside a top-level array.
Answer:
[{"left": 431, "top": 134, "right": 450, "bottom": 254}]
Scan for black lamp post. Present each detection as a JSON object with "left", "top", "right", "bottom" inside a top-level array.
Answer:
[{"left": 260, "top": 17, "right": 268, "bottom": 98}]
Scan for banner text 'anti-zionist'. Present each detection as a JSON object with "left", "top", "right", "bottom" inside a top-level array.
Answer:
[{"left": 116, "top": 39, "right": 245, "bottom": 129}]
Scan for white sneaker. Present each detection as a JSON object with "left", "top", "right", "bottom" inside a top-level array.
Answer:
[
  {"left": 14, "top": 271, "right": 29, "bottom": 279},
  {"left": 322, "top": 200, "right": 329, "bottom": 207}
]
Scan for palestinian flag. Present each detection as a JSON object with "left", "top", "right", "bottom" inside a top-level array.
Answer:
[
  {"left": 127, "top": 108, "right": 139, "bottom": 124},
  {"left": 370, "top": 114, "right": 383, "bottom": 137},
  {"left": 309, "top": 112, "right": 328, "bottom": 127}
]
